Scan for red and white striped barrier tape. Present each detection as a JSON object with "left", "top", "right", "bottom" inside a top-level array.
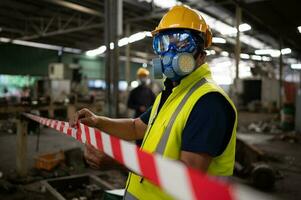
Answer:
[{"left": 24, "top": 113, "right": 234, "bottom": 200}]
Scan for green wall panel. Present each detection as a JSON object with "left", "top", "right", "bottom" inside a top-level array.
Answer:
[
  {"left": 0, "top": 44, "right": 149, "bottom": 81},
  {"left": 0, "top": 44, "right": 58, "bottom": 76}
]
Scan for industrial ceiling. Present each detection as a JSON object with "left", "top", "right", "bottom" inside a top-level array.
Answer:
[{"left": 0, "top": 0, "right": 300, "bottom": 59}]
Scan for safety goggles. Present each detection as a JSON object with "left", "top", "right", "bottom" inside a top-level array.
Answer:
[{"left": 153, "top": 30, "right": 197, "bottom": 55}]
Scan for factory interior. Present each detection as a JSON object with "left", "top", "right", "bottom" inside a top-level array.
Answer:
[{"left": 0, "top": 0, "right": 301, "bottom": 200}]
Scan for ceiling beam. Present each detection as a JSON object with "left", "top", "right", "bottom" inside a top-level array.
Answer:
[
  {"left": 42, "top": 0, "right": 103, "bottom": 17},
  {"left": 17, "top": 22, "right": 103, "bottom": 41}
]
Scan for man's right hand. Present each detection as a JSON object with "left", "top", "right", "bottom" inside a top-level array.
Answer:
[{"left": 69, "top": 108, "right": 99, "bottom": 128}]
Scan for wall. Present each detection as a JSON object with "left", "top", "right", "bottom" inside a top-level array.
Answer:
[
  {"left": 0, "top": 44, "right": 144, "bottom": 81},
  {"left": 261, "top": 77, "right": 280, "bottom": 108}
]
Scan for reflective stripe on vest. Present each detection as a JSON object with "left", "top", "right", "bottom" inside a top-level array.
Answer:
[
  {"left": 155, "top": 78, "right": 208, "bottom": 154},
  {"left": 124, "top": 78, "right": 208, "bottom": 200}
]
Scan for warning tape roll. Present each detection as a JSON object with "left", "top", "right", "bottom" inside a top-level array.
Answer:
[{"left": 24, "top": 113, "right": 234, "bottom": 200}]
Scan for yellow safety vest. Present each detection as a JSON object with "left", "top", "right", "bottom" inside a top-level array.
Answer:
[{"left": 124, "top": 63, "right": 238, "bottom": 200}]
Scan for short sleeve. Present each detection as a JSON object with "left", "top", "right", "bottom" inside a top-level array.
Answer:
[
  {"left": 139, "top": 106, "right": 152, "bottom": 125},
  {"left": 181, "top": 92, "right": 235, "bottom": 157}
]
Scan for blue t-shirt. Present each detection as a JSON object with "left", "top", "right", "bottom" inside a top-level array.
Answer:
[{"left": 139, "top": 92, "right": 235, "bottom": 157}]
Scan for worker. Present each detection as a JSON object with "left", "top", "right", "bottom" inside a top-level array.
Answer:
[
  {"left": 70, "top": 5, "right": 237, "bottom": 200},
  {"left": 127, "top": 67, "right": 155, "bottom": 146},
  {"left": 127, "top": 67, "right": 155, "bottom": 118}
]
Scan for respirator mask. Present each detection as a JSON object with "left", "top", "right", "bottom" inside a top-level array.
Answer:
[{"left": 152, "top": 30, "right": 198, "bottom": 81}]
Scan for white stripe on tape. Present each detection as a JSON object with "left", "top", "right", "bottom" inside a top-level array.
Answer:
[
  {"left": 80, "top": 123, "right": 86, "bottom": 143},
  {"left": 156, "top": 156, "right": 194, "bottom": 200},
  {"left": 51, "top": 120, "right": 56, "bottom": 128},
  {"left": 63, "top": 123, "right": 69, "bottom": 134},
  {"left": 121, "top": 140, "right": 141, "bottom": 175},
  {"left": 89, "top": 127, "right": 97, "bottom": 147},
  {"left": 56, "top": 121, "right": 61, "bottom": 131},
  {"left": 71, "top": 128, "right": 77, "bottom": 138},
  {"left": 101, "top": 132, "right": 113, "bottom": 157}
]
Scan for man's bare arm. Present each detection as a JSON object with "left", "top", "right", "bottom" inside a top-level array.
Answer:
[
  {"left": 70, "top": 108, "right": 147, "bottom": 141},
  {"left": 180, "top": 151, "right": 212, "bottom": 172}
]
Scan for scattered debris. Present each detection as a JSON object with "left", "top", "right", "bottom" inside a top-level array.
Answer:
[
  {"left": 42, "top": 174, "right": 112, "bottom": 200},
  {"left": 240, "top": 116, "right": 283, "bottom": 134},
  {"left": 270, "top": 133, "right": 300, "bottom": 143},
  {"left": 35, "top": 151, "right": 65, "bottom": 171},
  {"left": 235, "top": 138, "right": 278, "bottom": 190}
]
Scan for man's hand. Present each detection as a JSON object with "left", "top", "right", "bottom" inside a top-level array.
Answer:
[
  {"left": 84, "top": 143, "right": 122, "bottom": 170},
  {"left": 84, "top": 143, "right": 106, "bottom": 169},
  {"left": 70, "top": 108, "right": 98, "bottom": 128}
]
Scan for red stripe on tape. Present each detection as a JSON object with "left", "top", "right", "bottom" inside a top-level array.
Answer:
[
  {"left": 137, "top": 148, "right": 160, "bottom": 186},
  {"left": 187, "top": 168, "right": 232, "bottom": 200},
  {"left": 60, "top": 121, "right": 65, "bottom": 132},
  {"left": 77, "top": 127, "right": 82, "bottom": 142},
  {"left": 67, "top": 127, "right": 72, "bottom": 136},
  {"left": 110, "top": 136, "right": 124, "bottom": 164},
  {"left": 94, "top": 130, "right": 103, "bottom": 151},
  {"left": 84, "top": 125, "right": 91, "bottom": 144}
]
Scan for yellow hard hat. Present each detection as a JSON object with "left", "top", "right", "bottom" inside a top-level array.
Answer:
[
  {"left": 152, "top": 5, "right": 212, "bottom": 48},
  {"left": 137, "top": 67, "right": 149, "bottom": 76}
]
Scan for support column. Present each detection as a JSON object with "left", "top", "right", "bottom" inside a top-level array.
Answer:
[
  {"left": 104, "top": 0, "right": 122, "bottom": 117},
  {"left": 235, "top": 5, "right": 241, "bottom": 80},
  {"left": 279, "top": 40, "right": 283, "bottom": 109},
  {"left": 104, "top": 0, "right": 112, "bottom": 116},
  {"left": 125, "top": 24, "right": 131, "bottom": 89},
  {"left": 112, "top": 0, "right": 122, "bottom": 117},
  {"left": 16, "top": 118, "right": 28, "bottom": 177}
]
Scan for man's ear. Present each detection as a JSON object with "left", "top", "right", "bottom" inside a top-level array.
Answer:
[{"left": 195, "top": 51, "right": 206, "bottom": 64}]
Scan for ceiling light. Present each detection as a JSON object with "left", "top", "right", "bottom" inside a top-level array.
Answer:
[
  {"left": 281, "top": 48, "right": 291, "bottom": 55},
  {"left": 1, "top": 37, "right": 81, "bottom": 53},
  {"left": 0, "top": 37, "right": 10, "bottom": 43},
  {"left": 86, "top": 45, "right": 107, "bottom": 57},
  {"left": 255, "top": 49, "right": 280, "bottom": 57},
  {"left": 118, "top": 37, "right": 129, "bottom": 47},
  {"left": 251, "top": 55, "right": 262, "bottom": 61},
  {"left": 210, "top": 50, "right": 216, "bottom": 55},
  {"left": 262, "top": 56, "right": 272, "bottom": 61},
  {"left": 145, "top": 31, "right": 152, "bottom": 37},
  {"left": 240, "top": 53, "right": 250, "bottom": 59},
  {"left": 131, "top": 80, "right": 139, "bottom": 88},
  {"left": 255, "top": 48, "right": 291, "bottom": 57},
  {"left": 221, "top": 51, "right": 229, "bottom": 57},
  {"left": 212, "top": 37, "right": 226, "bottom": 44},
  {"left": 129, "top": 32, "right": 147, "bottom": 43},
  {"left": 298, "top": 26, "right": 301, "bottom": 33},
  {"left": 152, "top": 0, "right": 178, "bottom": 8},
  {"left": 239, "top": 23, "right": 252, "bottom": 32},
  {"left": 291, "top": 64, "right": 301, "bottom": 70},
  {"left": 110, "top": 42, "right": 114, "bottom": 50}
]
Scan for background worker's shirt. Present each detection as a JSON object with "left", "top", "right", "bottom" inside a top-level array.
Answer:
[
  {"left": 127, "top": 84, "right": 156, "bottom": 118},
  {"left": 140, "top": 92, "right": 235, "bottom": 157}
]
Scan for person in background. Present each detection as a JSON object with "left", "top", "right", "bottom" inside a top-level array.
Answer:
[
  {"left": 127, "top": 67, "right": 156, "bottom": 146},
  {"left": 127, "top": 67, "right": 155, "bottom": 118}
]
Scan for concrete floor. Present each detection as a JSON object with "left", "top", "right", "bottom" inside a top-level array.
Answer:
[
  {"left": 0, "top": 128, "right": 83, "bottom": 175},
  {"left": 237, "top": 132, "right": 301, "bottom": 200},
  {"left": 0, "top": 124, "right": 300, "bottom": 200}
]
